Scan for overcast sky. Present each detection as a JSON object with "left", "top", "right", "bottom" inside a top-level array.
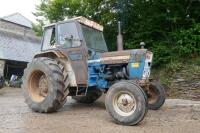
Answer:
[{"left": 0, "top": 0, "right": 40, "bottom": 22}]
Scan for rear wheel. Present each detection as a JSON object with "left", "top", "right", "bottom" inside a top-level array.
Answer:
[
  {"left": 72, "top": 90, "right": 102, "bottom": 103},
  {"left": 22, "top": 57, "right": 69, "bottom": 113},
  {"left": 105, "top": 81, "right": 147, "bottom": 125},
  {"left": 148, "top": 81, "right": 166, "bottom": 110}
]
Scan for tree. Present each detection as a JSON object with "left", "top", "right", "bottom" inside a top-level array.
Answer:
[{"left": 33, "top": 0, "right": 200, "bottom": 66}]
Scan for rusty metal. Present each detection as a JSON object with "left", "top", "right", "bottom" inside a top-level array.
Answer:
[
  {"left": 136, "top": 79, "right": 150, "bottom": 87},
  {"left": 72, "top": 16, "right": 104, "bottom": 31},
  {"left": 113, "top": 91, "right": 136, "bottom": 116},
  {"left": 56, "top": 22, "right": 88, "bottom": 86},
  {"left": 44, "top": 17, "right": 104, "bottom": 32},
  {"left": 148, "top": 84, "right": 159, "bottom": 104},
  {"left": 101, "top": 51, "right": 131, "bottom": 64},
  {"left": 100, "top": 49, "right": 147, "bottom": 64},
  {"left": 58, "top": 48, "right": 88, "bottom": 86},
  {"left": 28, "top": 70, "right": 47, "bottom": 102},
  {"left": 101, "top": 50, "right": 132, "bottom": 57},
  {"left": 34, "top": 50, "right": 66, "bottom": 58},
  {"left": 35, "top": 22, "right": 88, "bottom": 87},
  {"left": 38, "top": 75, "right": 48, "bottom": 97}
]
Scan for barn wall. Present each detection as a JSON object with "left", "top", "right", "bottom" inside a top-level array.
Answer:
[{"left": 0, "top": 20, "right": 37, "bottom": 39}]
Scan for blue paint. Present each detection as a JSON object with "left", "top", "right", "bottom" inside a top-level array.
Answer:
[
  {"left": 96, "top": 79, "right": 108, "bottom": 89},
  {"left": 128, "top": 50, "right": 146, "bottom": 79},
  {"left": 87, "top": 61, "right": 108, "bottom": 90},
  {"left": 87, "top": 49, "right": 147, "bottom": 89},
  {"left": 128, "top": 58, "right": 145, "bottom": 79}
]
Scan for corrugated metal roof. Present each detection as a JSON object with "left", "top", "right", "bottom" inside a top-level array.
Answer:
[
  {"left": 0, "top": 30, "right": 41, "bottom": 62},
  {"left": 1, "top": 13, "right": 32, "bottom": 28}
]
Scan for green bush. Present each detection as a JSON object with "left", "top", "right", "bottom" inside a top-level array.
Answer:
[
  {"left": 173, "top": 23, "right": 200, "bottom": 57},
  {"left": 150, "top": 23, "right": 200, "bottom": 67}
]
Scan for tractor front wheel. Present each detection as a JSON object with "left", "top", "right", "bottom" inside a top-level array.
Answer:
[
  {"left": 147, "top": 81, "right": 166, "bottom": 110},
  {"left": 105, "top": 81, "right": 147, "bottom": 125},
  {"left": 22, "top": 57, "right": 69, "bottom": 113}
]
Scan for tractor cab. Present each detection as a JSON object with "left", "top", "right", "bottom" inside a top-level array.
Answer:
[
  {"left": 41, "top": 17, "right": 108, "bottom": 54},
  {"left": 40, "top": 17, "right": 109, "bottom": 85}
]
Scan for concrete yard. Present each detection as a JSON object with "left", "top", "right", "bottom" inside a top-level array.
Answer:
[{"left": 0, "top": 87, "right": 200, "bottom": 133}]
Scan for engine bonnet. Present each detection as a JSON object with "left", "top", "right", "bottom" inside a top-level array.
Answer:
[{"left": 100, "top": 49, "right": 147, "bottom": 64}]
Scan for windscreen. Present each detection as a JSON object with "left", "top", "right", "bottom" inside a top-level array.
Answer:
[
  {"left": 58, "top": 22, "right": 81, "bottom": 48},
  {"left": 81, "top": 25, "right": 107, "bottom": 52}
]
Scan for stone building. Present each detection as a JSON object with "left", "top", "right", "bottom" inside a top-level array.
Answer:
[{"left": 0, "top": 13, "right": 41, "bottom": 79}]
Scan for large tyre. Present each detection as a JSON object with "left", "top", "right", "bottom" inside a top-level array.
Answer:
[
  {"left": 148, "top": 81, "right": 166, "bottom": 110},
  {"left": 22, "top": 57, "right": 69, "bottom": 113},
  {"left": 72, "top": 90, "right": 102, "bottom": 103},
  {"left": 105, "top": 81, "right": 147, "bottom": 125}
]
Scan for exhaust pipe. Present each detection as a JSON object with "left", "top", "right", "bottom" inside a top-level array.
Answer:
[{"left": 117, "top": 21, "right": 123, "bottom": 51}]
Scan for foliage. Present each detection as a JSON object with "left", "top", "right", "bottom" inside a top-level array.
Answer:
[
  {"left": 32, "top": 19, "right": 45, "bottom": 36},
  {"left": 33, "top": 0, "right": 200, "bottom": 66},
  {"left": 173, "top": 23, "right": 200, "bottom": 57}
]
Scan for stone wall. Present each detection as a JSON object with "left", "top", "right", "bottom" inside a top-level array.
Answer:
[
  {"left": 0, "top": 60, "right": 5, "bottom": 76},
  {"left": 166, "top": 65, "right": 200, "bottom": 100}
]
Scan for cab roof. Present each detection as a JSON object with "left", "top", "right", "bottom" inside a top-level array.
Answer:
[{"left": 43, "top": 16, "right": 104, "bottom": 31}]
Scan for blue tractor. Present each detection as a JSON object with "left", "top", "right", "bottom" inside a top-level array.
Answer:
[{"left": 22, "top": 17, "right": 165, "bottom": 125}]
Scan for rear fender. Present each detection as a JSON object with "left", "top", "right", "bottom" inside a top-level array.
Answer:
[
  {"left": 33, "top": 50, "right": 77, "bottom": 87},
  {"left": 34, "top": 50, "right": 66, "bottom": 58}
]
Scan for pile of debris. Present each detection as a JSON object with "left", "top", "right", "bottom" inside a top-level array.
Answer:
[{"left": 0, "top": 74, "right": 22, "bottom": 89}]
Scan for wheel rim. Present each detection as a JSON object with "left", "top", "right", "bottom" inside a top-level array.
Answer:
[
  {"left": 113, "top": 91, "right": 137, "bottom": 116},
  {"left": 148, "top": 85, "right": 159, "bottom": 104},
  {"left": 28, "top": 70, "right": 48, "bottom": 102}
]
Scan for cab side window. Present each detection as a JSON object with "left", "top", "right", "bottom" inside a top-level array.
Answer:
[{"left": 42, "top": 26, "right": 56, "bottom": 50}]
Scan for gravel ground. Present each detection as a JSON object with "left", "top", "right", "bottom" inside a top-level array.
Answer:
[{"left": 0, "top": 87, "right": 200, "bottom": 133}]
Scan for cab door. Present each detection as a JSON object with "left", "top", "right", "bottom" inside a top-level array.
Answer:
[{"left": 56, "top": 21, "right": 88, "bottom": 86}]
